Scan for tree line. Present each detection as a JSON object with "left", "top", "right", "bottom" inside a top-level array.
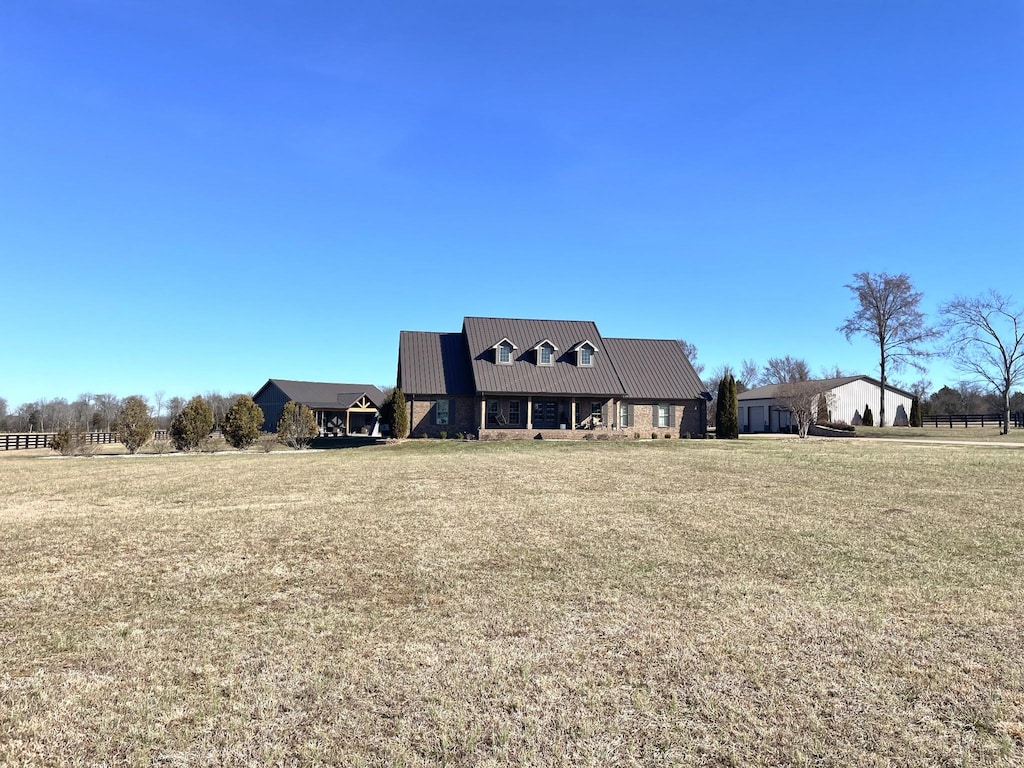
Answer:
[
  {"left": 0, "top": 391, "right": 247, "bottom": 434},
  {"left": 682, "top": 273, "right": 1024, "bottom": 436}
]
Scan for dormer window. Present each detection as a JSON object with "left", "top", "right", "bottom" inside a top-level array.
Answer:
[
  {"left": 572, "top": 340, "right": 597, "bottom": 367},
  {"left": 492, "top": 338, "right": 517, "bottom": 365},
  {"left": 532, "top": 339, "right": 558, "bottom": 366}
]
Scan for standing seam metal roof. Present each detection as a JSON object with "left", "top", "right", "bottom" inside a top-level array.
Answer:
[
  {"left": 462, "top": 317, "right": 626, "bottom": 396},
  {"left": 258, "top": 379, "right": 386, "bottom": 408},
  {"left": 398, "top": 331, "right": 475, "bottom": 396},
  {"left": 602, "top": 338, "right": 706, "bottom": 400}
]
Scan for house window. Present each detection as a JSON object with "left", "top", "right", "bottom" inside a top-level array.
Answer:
[
  {"left": 498, "top": 343, "right": 513, "bottom": 364},
  {"left": 656, "top": 404, "right": 669, "bottom": 428},
  {"left": 436, "top": 399, "right": 449, "bottom": 426},
  {"left": 620, "top": 402, "right": 629, "bottom": 427},
  {"left": 508, "top": 400, "right": 521, "bottom": 425},
  {"left": 539, "top": 345, "right": 553, "bottom": 365},
  {"left": 487, "top": 399, "right": 502, "bottom": 425},
  {"left": 579, "top": 347, "right": 592, "bottom": 366},
  {"left": 591, "top": 402, "right": 602, "bottom": 420}
]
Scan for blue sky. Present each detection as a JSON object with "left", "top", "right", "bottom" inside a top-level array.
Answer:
[{"left": 1, "top": 1, "right": 1021, "bottom": 408}]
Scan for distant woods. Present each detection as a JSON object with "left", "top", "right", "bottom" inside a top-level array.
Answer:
[{"left": 0, "top": 391, "right": 250, "bottom": 434}]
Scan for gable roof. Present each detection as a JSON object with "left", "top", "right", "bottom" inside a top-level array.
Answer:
[
  {"left": 398, "top": 331, "right": 475, "bottom": 396},
  {"left": 462, "top": 317, "right": 626, "bottom": 396},
  {"left": 737, "top": 375, "right": 915, "bottom": 401},
  {"left": 603, "top": 338, "right": 706, "bottom": 400},
  {"left": 255, "top": 379, "right": 386, "bottom": 409}
]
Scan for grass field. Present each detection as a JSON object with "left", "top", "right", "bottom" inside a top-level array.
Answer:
[{"left": 2, "top": 439, "right": 1023, "bottom": 766}]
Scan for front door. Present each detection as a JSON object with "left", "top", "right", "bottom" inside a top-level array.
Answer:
[{"left": 532, "top": 401, "right": 558, "bottom": 429}]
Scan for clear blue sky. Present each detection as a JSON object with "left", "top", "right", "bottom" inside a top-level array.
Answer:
[{"left": 2, "top": 1, "right": 1021, "bottom": 408}]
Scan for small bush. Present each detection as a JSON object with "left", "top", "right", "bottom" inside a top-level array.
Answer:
[
  {"left": 439, "top": 430, "right": 447, "bottom": 440},
  {"left": 664, "top": 433, "right": 671, "bottom": 439},
  {"left": 862, "top": 404, "right": 874, "bottom": 427},
  {"left": 257, "top": 433, "right": 278, "bottom": 453},
  {"left": 652, "top": 432, "right": 658, "bottom": 440},
  {"left": 596, "top": 433, "right": 609, "bottom": 441},
  {"left": 50, "top": 428, "right": 89, "bottom": 456},
  {"left": 277, "top": 401, "right": 318, "bottom": 449},
  {"left": 114, "top": 396, "right": 155, "bottom": 454},
  {"left": 633, "top": 433, "right": 640, "bottom": 440},
  {"left": 171, "top": 396, "right": 215, "bottom": 452},
  {"left": 149, "top": 438, "right": 174, "bottom": 454},
  {"left": 455, "top": 432, "right": 464, "bottom": 440},
  {"left": 683, "top": 432, "right": 691, "bottom": 439},
  {"left": 200, "top": 435, "right": 227, "bottom": 453},
  {"left": 223, "top": 396, "right": 264, "bottom": 450},
  {"left": 583, "top": 433, "right": 594, "bottom": 440}
]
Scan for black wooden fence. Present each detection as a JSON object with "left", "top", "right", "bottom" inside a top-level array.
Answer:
[
  {"left": 922, "top": 413, "right": 1022, "bottom": 429},
  {"left": 1, "top": 430, "right": 172, "bottom": 451}
]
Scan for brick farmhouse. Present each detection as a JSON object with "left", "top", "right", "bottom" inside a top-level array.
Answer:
[{"left": 397, "top": 317, "right": 710, "bottom": 439}]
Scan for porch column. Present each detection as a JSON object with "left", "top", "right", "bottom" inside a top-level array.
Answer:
[
  {"left": 480, "top": 396, "right": 487, "bottom": 431},
  {"left": 345, "top": 410, "right": 351, "bottom": 435},
  {"left": 526, "top": 395, "right": 533, "bottom": 430},
  {"left": 570, "top": 400, "right": 576, "bottom": 431}
]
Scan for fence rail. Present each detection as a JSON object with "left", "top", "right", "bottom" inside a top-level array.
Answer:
[
  {"left": 1, "top": 430, "right": 173, "bottom": 451},
  {"left": 921, "top": 413, "right": 1022, "bottom": 429}
]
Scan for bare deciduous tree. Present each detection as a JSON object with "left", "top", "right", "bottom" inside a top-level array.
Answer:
[
  {"left": 760, "top": 356, "right": 810, "bottom": 386},
  {"left": 92, "top": 394, "right": 122, "bottom": 432},
  {"left": 839, "top": 272, "right": 938, "bottom": 427},
  {"left": 759, "top": 356, "right": 831, "bottom": 438},
  {"left": 939, "top": 291, "right": 1024, "bottom": 435},
  {"left": 738, "top": 359, "right": 759, "bottom": 392},
  {"left": 676, "top": 340, "right": 704, "bottom": 377}
]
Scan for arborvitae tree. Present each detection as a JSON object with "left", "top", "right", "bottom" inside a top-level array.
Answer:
[
  {"left": 909, "top": 397, "right": 921, "bottom": 427},
  {"left": 277, "top": 400, "right": 319, "bottom": 449},
  {"left": 381, "top": 387, "right": 409, "bottom": 438},
  {"left": 862, "top": 403, "right": 874, "bottom": 427},
  {"left": 715, "top": 376, "right": 728, "bottom": 436},
  {"left": 114, "top": 396, "right": 155, "bottom": 454},
  {"left": 222, "top": 395, "right": 264, "bottom": 450},
  {"left": 170, "top": 396, "right": 215, "bottom": 452},
  {"left": 716, "top": 374, "right": 739, "bottom": 439}
]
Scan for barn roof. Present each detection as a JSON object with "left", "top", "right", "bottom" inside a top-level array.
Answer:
[
  {"left": 256, "top": 379, "right": 386, "bottom": 409},
  {"left": 738, "top": 375, "right": 915, "bottom": 401}
]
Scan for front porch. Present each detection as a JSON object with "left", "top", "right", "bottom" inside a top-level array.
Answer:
[{"left": 479, "top": 396, "right": 616, "bottom": 433}]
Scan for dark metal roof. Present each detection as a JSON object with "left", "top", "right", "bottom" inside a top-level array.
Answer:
[
  {"left": 398, "top": 331, "right": 475, "bottom": 396},
  {"left": 256, "top": 379, "right": 386, "bottom": 409},
  {"left": 462, "top": 317, "right": 626, "bottom": 396},
  {"left": 603, "top": 338, "right": 706, "bottom": 400}
]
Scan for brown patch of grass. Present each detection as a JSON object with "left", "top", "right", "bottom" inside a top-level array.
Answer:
[{"left": 1, "top": 440, "right": 1022, "bottom": 765}]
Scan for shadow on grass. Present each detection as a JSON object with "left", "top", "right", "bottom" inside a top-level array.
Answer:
[{"left": 309, "top": 436, "right": 384, "bottom": 450}]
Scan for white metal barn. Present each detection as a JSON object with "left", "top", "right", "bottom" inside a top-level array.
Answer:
[{"left": 737, "top": 375, "right": 915, "bottom": 433}]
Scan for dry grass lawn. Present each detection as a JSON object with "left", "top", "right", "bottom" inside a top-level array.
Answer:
[{"left": 2, "top": 439, "right": 1023, "bottom": 766}]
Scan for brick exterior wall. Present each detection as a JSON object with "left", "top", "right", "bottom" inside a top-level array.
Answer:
[
  {"left": 618, "top": 401, "right": 706, "bottom": 439},
  {"left": 406, "top": 396, "right": 477, "bottom": 438},
  {"left": 405, "top": 396, "right": 706, "bottom": 439}
]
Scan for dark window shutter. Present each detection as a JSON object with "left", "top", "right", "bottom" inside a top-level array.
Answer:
[
  {"left": 627, "top": 403, "right": 634, "bottom": 427},
  {"left": 669, "top": 405, "right": 677, "bottom": 428},
  {"left": 429, "top": 403, "right": 436, "bottom": 425},
  {"left": 652, "top": 405, "right": 659, "bottom": 427}
]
